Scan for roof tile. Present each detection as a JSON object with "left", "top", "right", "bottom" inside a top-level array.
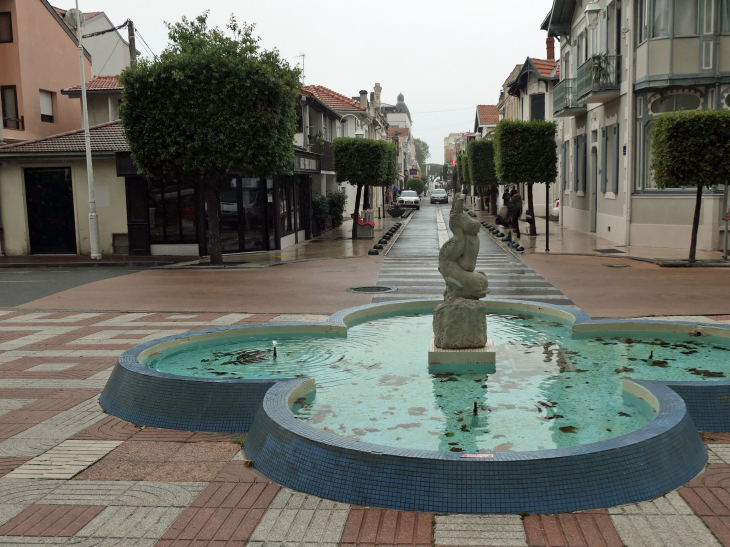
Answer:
[
  {"left": 0, "top": 121, "right": 128, "bottom": 154},
  {"left": 302, "top": 85, "right": 365, "bottom": 112},
  {"left": 62, "top": 75, "right": 123, "bottom": 93},
  {"left": 477, "top": 105, "right": 499, "bottom": 126}
]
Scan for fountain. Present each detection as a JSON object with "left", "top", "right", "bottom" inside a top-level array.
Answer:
[{"left": 430, "top": 193, "right": 495, "bottom": 372}]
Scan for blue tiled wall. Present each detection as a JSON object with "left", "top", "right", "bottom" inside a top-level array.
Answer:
[{"left": 663, "top": 381, "right": 730, "bottom": 432}]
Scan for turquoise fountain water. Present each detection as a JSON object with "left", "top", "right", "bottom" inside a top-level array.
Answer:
[{"left": 142, "top": 312, "right": 730, "bottom": 453}]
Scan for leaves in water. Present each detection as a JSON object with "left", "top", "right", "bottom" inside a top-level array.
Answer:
[
  {"left": 450, "top": 447, "right": 464, "bottom": 452},
  {"left": 615, "top": 367, "right": 634, "bottom": 373},
  {"left": 445, "top": 432, "right": 455, "bottom": 437},
  {"left": 651, "top": 360, "right": 669, "bottom": 367},
  {"left": 559, "top": 426, "right": 577, "bottom": 433},
  {"left": 618, "top": 412, "right": 632, "bottom": 417},
  {"left": 688, "top": 368, "right": 724, "bottom": 378},
  {"left": 575, "top": 369, "right": 589, "bottom": 373}
]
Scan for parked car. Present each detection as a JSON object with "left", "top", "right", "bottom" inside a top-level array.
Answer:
[
  {"left": 399, "top": 190, "right": 421, "bottom": 210},
  {"left": 430, "top": 189, "right": 448, "bottom": 204}
]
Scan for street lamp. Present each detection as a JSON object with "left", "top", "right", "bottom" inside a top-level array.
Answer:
[
  {"left": 67, "top": 2, "right": 101, "bottom": 259},
  {"left": 584, "top": 1, "right": 601, "bottom": 29},
  {"left": 355, "top": 126, "right": 364, "bottom": 138}
]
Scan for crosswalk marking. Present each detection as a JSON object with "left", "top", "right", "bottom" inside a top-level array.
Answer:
[{"left": 376, "top": 203, "right": 574, "bottom": 306}]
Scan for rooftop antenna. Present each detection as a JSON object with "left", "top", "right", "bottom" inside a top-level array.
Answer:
[{"left": 294, "top": 53, "right": 305, "bottom": 82}]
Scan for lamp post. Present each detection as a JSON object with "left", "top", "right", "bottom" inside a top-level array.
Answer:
[{"left": 68, "top": 2, "right": 101, "bottom": 259}]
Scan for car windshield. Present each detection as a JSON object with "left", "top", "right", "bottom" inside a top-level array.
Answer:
[
  {"left": 433, "top": 190, "right": 446, "bottom": 195},
  {"left": 401, "top": 191, "right": 417, "bottom": 197}
]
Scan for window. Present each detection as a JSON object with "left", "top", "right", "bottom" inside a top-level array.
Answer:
[
  {"left": 0, "top": 12, "right": 11, "bottom": 42},
  {"left": 639, "top": 0, "right": 650, "bottom": 41},
  {"left": 726, "top": 94, "right": 730, "bottom": 107},
  {"left": 703, "top": 40, "right": 713, "bottom": 68},
  {"left": 530, "top": 94, "right": 545, "bottom": 121},
  {"left": 675, "top": 0, "right": 699, "bottom": 35},
  {"left": 650, "top": 93, "right": 701, "bottom": 113},
  {"left": 39, "top": 90, "right": 54, "bottom": 123},
  {"left": 653, "top": 0, "right": 670, "bottom": 37},
  {"left": 722, "top": 0, "right": 730, "bottom": 32},
  {"left": 1, "top": 86, "right": 19, "bottom": 129}
]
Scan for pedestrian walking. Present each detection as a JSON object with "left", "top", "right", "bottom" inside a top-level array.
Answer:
[{"left": 507, "top": 193, "right": 523, "bottom": 250}]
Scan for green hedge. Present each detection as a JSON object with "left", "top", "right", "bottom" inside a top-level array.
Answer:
[
  {"left": 332, "top": 138, "right": 396, "bottom": 187},
  {"left": 494, "top": 120, "right": 557, "bottom": 184},
  {"left": 406, "top": 178, "right": 424, "bottom": 194},
  {"left": 327, "top": 191, "right": 347, "bottom": 228}
]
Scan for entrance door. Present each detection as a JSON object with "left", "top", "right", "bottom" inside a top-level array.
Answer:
[
  {"left": 25, "top": 167, "right": 77, "bottom": 254},
  {"left": 125, "top": 176, "right": 150, "bottom": 254}
]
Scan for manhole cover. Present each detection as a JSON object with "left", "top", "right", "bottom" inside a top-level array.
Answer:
[
  {"left": 346, "top": 286, "right": 397, "bottom": 294},
  {"left": 604, "top": 264, "right": 631, "bottom": 268},
  {"left": 594, "top": 248, "right": 625, "bottom": 254}
]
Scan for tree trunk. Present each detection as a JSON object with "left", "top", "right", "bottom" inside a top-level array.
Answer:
[
  {"left": 689, "top": 183, "right": 703, "bottom": 264},
  {"left": 491, "top": 186, "right": 498, "bottom": 215},
  {"left": 205, "top": 182, "right": 223, "bottom": 265},
  {"left": 363, "top": 186, "right": 371, "bottom": 210},
  {"left": 527, "top": 183, "right": 537, "bottom": 236},
  {"left": 351, "top": 183, "right": 363, "bottom": 240}
]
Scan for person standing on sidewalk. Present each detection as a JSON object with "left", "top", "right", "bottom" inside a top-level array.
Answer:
[{"left": 507, "top": 193, "right": 523, "bottom": 249}]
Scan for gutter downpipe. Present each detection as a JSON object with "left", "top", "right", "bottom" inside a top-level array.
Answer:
[{"left": 624, "top": 3, "right": 635, "bottom": 248}]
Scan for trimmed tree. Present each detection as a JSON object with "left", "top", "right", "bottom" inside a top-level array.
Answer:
[
  {"left": 332, "top": 138, "right": 396, "bottom": 239},
  {"left": 119, "top": 14, "right": 300, "bottom": 264},
  {"left": 650, "top": 110, "right": 730, "bottom": 263},
  {"left": 468, "top": 139, "right": 499, "bottom": 214},
  {"left": 494, "top": 120, "right": 557, "bottom": 236},
  {"left": 406, "top": 178, "right": 424, "bottom": 195}
]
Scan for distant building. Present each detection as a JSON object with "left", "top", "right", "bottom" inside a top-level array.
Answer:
[{"left": 474, "top": 105, "right": 499, "bottom": 139}]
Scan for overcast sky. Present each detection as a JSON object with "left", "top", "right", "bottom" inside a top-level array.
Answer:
[{"left": 78, "top": 0, "right": 557, "bottom": 164}]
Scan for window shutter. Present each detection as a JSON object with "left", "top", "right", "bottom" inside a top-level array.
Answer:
[
  {"left": 612, "top": 123, "right": 620, "bottom": 193},
  {"left": 573, "top": 136, "right": 579, "bottom": 191},
  {"left": 600, "top": 127, "right": 607, "bottom": 193},
  {"left": 40, "top": 90, "right": 53, "bottom": 117},
  {"left": 581, "top": 134, "right": 588, "bottom": 193},
  {"left": 561, "top": 142, "right": 567, "bottom": 190}
]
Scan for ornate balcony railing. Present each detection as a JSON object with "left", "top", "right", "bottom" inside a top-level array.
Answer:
[
  {"left": 576, "top": 55, "right": 621, "bottom": 102},
  {"left": 308, "top": 135, "right": 333, "bottom": 172},
  {"left": 2, "top": 115, "right": 24, "bottom": 131}
]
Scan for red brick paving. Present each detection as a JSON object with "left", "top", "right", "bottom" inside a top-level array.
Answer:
[
  {"left": 213, "top": 461, "right": 271, "bottom": 484},
  {"left": 0, "top": 505, "right": 104, "bottom": 537},
  {"left": 76, "top": 441, "right": 239, "bottom": 482},
  {"left": 128, "top": 427, "right": 196, "bottom": 442},
  {"left": 69, "top": 416, "right": 139, "bottom": 441},
  {"left": 340, "top": 507, "right": 433, "bottom": 547},
  {"left": 0, "top": 457, "right": 29, "bottom": 477},
  {"left": 701, "top": 432, "right": 730, "bottom": 444},
  {"left": 679, "top": 464, "right": 730, "bottom": 545},
  {"left": 523, "top": 511, "right": 623, "bottom": 547},
  {"left": 156, "top": 481, "right": 280, "bottom": 546}
]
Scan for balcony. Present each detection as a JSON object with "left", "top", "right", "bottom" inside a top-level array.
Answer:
[
  {"left": 2, "top": 115, "right": 24, "bottom": 131},
  {"left": 577, "top": 55, "right": 621, "bottom": 105},
  {"left": 308, "top": 135, "right": 333, "bottom": 172},
  {"left": 553, "top": 79, "right": 586, "bottom": 118}
]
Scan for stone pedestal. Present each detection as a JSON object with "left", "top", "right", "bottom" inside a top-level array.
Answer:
[
  {"left": 428, "top": 339, "right": 496, "bottom": 374},
  {"left": 433, "top": 298, "right": 488, "bottom": 349}
]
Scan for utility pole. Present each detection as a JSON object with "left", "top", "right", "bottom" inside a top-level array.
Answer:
[
  {"left": 74, "top": 1, "right": 101, "bottom": 259},
  {"left": 128, "top": 20, "right": 137, "bottom": 64}
]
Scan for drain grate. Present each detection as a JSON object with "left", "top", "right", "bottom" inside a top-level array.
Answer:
[
  {"left": 604, "top": 264, "right": 631, "bottom": 268},
  {"left": 594, "top": 248, "right": 625, "bottom": 254},
  {"left": 347, "top": 286, "right": 397, "bottom": 294}
]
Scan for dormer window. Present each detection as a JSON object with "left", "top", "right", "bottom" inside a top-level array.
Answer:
[{"left": 0, "top": 12, "right": 12, "bottom": 43}]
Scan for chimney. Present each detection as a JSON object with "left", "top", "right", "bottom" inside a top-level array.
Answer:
[
  {"left": 359, "top": 90, "right": 368, "bottom": 109},
  {"left": 546, "top": 37, "right": 555, "bottom": 61},
  {"left": 374, "top": 83, "right": 382, "bottom": 107}
]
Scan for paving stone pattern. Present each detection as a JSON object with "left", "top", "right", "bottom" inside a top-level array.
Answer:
[{"left": 0, "top": 310, "right": 726, "bottom": 545}]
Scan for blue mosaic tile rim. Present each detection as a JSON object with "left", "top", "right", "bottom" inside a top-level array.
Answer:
[{"left": 99, "top": 299, "right": 730, "bottom": 512}]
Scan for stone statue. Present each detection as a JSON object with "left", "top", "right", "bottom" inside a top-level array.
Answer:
[{"left": 433, "top": 193, "right": 489, "bottom": 349}]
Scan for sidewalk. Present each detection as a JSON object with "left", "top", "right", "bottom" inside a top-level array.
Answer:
[
  {"left": 0, "top": 254, "right": 194, "bottom": 267},
  {"left": 173, "top": 214, "right": 404, "bottom": 269},
  {"left": 467, "top": 206, "right": 725, "bottom": 263}
]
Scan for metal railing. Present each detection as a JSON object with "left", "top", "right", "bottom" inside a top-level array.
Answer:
[
  {"left": 576, "top": 55, "right": 621, "bottom": 101},
  {"left": 308, "top": 135, "right": 333, "bottom": 172},
  {"left": 553, "top": 79, "right": 581, "bottom": 115},
  {"left": 2, "top": 115, "right": 24, "bottom": 131}
]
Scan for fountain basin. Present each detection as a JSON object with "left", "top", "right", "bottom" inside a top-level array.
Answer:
[{"left": 99, "top": 299, "right": 730, "bottom": 513}]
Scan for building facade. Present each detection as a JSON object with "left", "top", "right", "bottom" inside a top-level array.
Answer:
[
  {"left": 545, "top": 0, "right": 730, "bottom": 251},
  {"left": 0, "top": 0, "right": 91, "bottom": 144}
]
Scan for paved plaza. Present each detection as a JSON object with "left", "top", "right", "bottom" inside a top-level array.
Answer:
[{"left": 0, "top": 202, "right": 727, "bottom": 546}]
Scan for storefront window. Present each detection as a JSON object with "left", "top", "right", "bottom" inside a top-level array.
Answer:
[
  {"left": 148, "top": 179, "right": 197, "bottom": 244},
  {"left": 675, "top": 0, "right": 699, "bottom": 35},
  {"left": 279, "top": 181, "right": 299, "bottom": 237}
]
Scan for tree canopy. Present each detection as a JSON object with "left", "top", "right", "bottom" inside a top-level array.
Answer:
[
  {"left": 467, "top": 139, "right": 498, "bottom": 190},
  {"left": 406, "top": 178, "right": 424, "bottom": 195},
  {"left": 650, "top": 110, "right": 730, "bottom": 262},
  {"left": 494, "top": 120, "right": 557, "bottom": 184},
  {"left": 119, "top": 12, "right": 300, "bottom": 263},
  {"left": 414, "top": 138, "right": 431, "bottom": 168}
]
